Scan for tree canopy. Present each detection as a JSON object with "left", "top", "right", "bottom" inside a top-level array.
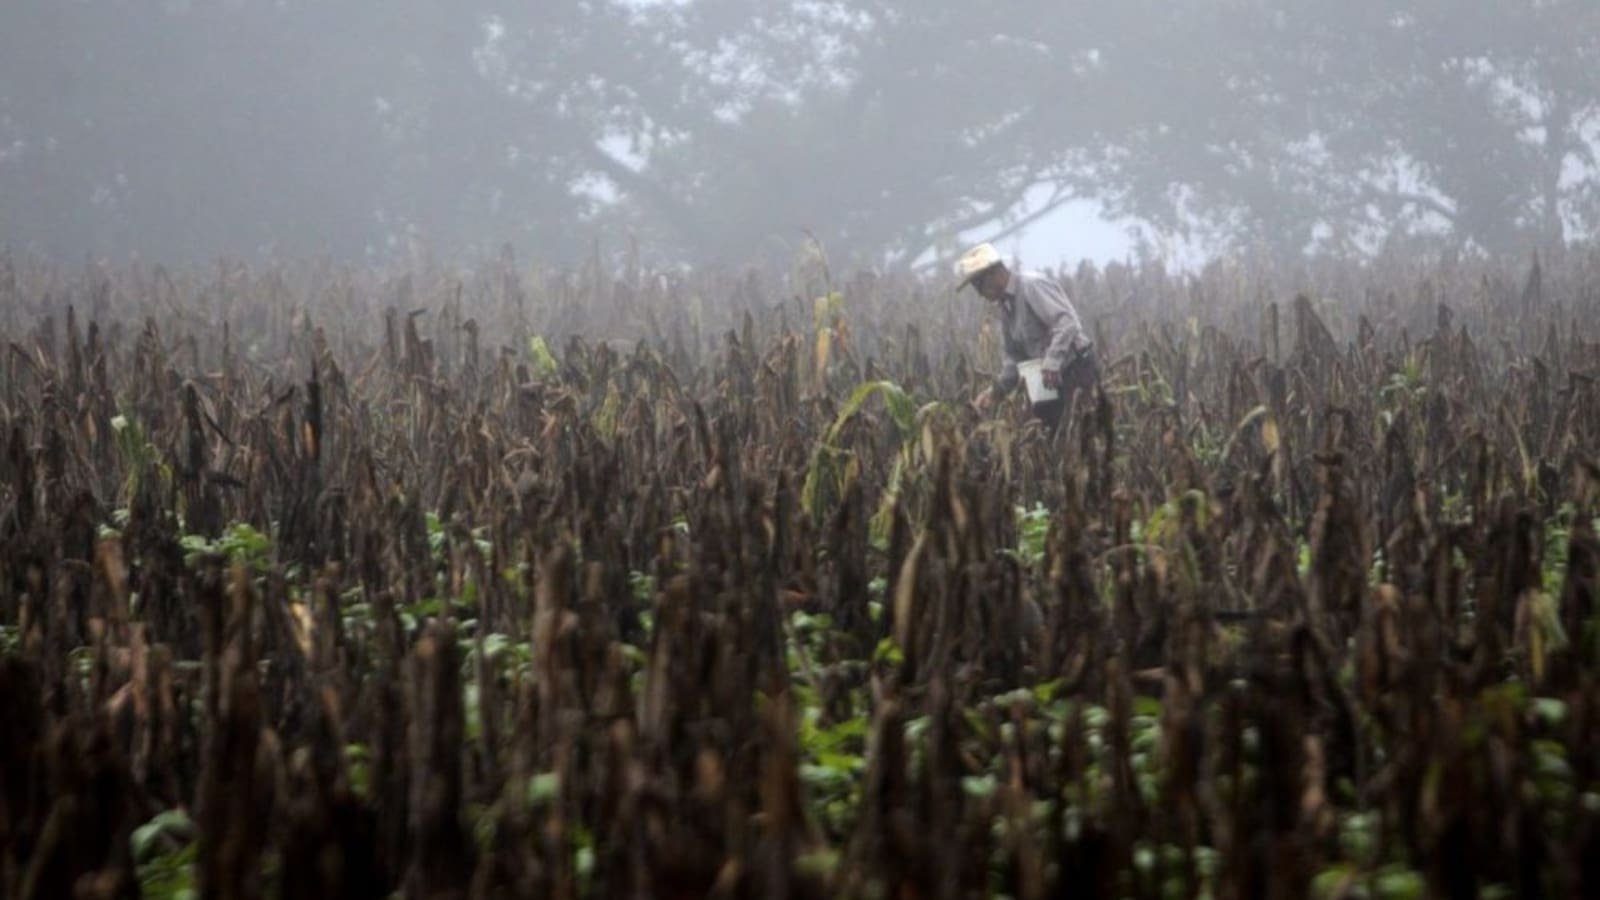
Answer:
[{"left": 3, "top": 0, "right": 1597, "bottom": 266}]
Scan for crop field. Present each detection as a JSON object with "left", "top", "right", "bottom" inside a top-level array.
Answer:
[{"left": 2, "top": 247, "right": 1599, "bottom": 899}]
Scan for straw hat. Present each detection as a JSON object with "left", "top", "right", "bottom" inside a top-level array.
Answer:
[{"left": 953, "top": 242, "right": 1004, "bottom": 291}]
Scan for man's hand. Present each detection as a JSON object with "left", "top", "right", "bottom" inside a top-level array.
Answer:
[
  {"left": 1042, "top": 367, "right": 1062, "bottom": 389},
  {"left": 974, "top": 386, "right": 995, "bottom": 412}
]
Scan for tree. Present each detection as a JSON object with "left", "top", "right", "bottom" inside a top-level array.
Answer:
[
  {"left": 600, "top": 1, "right": 1118, "bottom": 268},
  {"left": 0, "top": 1, "right": 652, "bottom": 261},
  {"left": 1079, "top": 0, "right": 1600, "bottom": 256},
  {"left": 615, "top": 0, "right": 1600, "bottom": 264},
  {"left": 5, "top": 1, "right": 1598, "bottom": 265}
]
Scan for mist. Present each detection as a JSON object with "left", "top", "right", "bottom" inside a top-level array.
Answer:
[
  {"left": 3, "top": 1, "right": 1598, "bottom": 270},
  {"left": 8, "top": 5, "right": 1600, "bottom": 898}
]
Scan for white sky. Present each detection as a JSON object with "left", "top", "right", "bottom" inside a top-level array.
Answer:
[{"left": 1002, "top": 198, "right": 1139, "bottom": 270}]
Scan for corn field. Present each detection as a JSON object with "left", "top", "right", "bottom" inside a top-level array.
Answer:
[{"left": 2, "top": 246, "right": 1599, "bottom": 899}]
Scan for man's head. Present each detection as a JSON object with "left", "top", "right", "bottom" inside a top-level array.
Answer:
[{"left": 954, "top": 242, "right": 1010, "bottom": 302}]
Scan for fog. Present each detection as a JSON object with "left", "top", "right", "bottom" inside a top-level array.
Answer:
[{"left": 3, "top": 1, "right": 1598, "bottom": 271}]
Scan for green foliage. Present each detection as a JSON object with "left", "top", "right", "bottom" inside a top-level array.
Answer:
[
  {"left": 788, "top": 610, "right": 835, "bottom": 663},
  {"left": 132, "top": 810, "right": 197, "bottom": 900},
  {"left": 400, "top": 597, "right": 445, "bottom": 632},
  {"left": 180, "top": 522, "right": 273, "bottom": 571},
  {"left": 528, "top": 335, "right": 560, "bottom": 379},
  {"left": 1011, "top": 503, "right": 1051, "bottom": 568},
  {"left": 811, "top": 290, "right": 845, "bottom": 330},
  {"left": 1311, "top": 863, "right": 1425, "bottom": 900},
  {"left": 872, "top": 636, "right": 903, "bottom": 668},
  {"left": 427, "top": 511, "right": 447, "bottom": 557},
  {"left": 794, "top": 848, "right": 841, "bottom": 879},
  {"left": 132, "top": 809, "right": 195, "bottom": 861},
  {"left": 1543, "top": 505, "right": 1600, "bottom": 595},
  {"left": 802, "top": 379, "right": 916, "bottom": 522},
  {"left": 470, "top": 632, "right": 533, "bottom": 680},
  {"left": 527, "top": 771, "right": 562, "bottom": 805},
  {"left": 827, "top": 380, "right": 917, "bottom": 445},
  {"left": 797, "top": 704, "right": 868, "bottom": 838},
  {"left": 1336, "top": 812, "right": 1377, "bottom": 865},
  {"left": 593, "top": 382, "right": 624, "bottom": 441},
  {"left": 111, "top": 413, "right": 171, "bottom": 509},
  {"left": 960, "top": 773, "right": 998, "bottom": 799},
  {"left": 1525, "top": 590, "right": 1568, "bottom": 683},
  {"left": 867, "top": 455, "right": 904, "bottom": 552},
  {"left": 138, "top": 844, "right": 197, "bottom": 900},
  {"left": 1378, "top": 353, "right": 1427, "bottom": 419},
  {"left": 345, "top": 743, "right": 372, "bottom": 799},
  {"left": 619, "top": 570, "right": 658, "bottom": 634}
]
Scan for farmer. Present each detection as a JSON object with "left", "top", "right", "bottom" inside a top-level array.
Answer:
[{"left": 955, "top": 242, "right": 1097, "bottom": 432}]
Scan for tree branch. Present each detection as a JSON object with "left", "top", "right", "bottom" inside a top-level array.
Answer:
[
  {"left": 1371, "top": 188, "right": 1457, "bottom": 224},
  {"left": 982, "top": 187, "right": 1077, "bottom": 252},
  {"left": 901, "top": 179, "right": 1075, "bottom": 272}
]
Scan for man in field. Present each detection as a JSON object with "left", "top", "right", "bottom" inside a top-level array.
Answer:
[{"left": 955, "top": 242, "right": 1097, "bottom": 432}]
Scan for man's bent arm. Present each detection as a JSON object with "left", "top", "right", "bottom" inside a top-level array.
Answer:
[{"left": 1024, "top": 277, "right": 1089, "bottom": 373}]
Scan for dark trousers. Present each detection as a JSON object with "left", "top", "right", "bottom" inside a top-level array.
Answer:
[{"left": 1032, "top": 351, "right": 1098, "bottom": 434}]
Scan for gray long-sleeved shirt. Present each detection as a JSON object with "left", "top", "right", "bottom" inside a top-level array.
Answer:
[{"left": 995, "top": 270, "right": 1091, "bottom": 392}]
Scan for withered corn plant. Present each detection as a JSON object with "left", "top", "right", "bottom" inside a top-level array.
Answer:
[{"left": 2, "top": 244, "right": 1600, "bottom": 899}]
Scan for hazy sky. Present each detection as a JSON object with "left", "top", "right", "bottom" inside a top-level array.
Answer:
[
  {"left": 939, "top": 187, "right": 1201, "bottom": 275},
  {"left": 6, "top": 2, "right": 1592, "bottom": 269},
  {"left": 1004, "top": 200, "right": 1138, "bottom": 271}
]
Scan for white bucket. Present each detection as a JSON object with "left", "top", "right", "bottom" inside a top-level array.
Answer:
[{"left": 1017, "top": 358, "right": 1058, "bottom": 404}]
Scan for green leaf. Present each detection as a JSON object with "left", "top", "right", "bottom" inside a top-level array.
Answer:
[
  {"left": 463, "top": 681, "right": 481, "bottom": 742},
  {"left": 993, "top": 687, "right": 1035, "bottom": 708},
  {"left": 1014, "top": 503, "right": 1052, "bottom": 566},
  {"left": 218, "top": 522, "right": 272, "bottom": 566},
  {"left": 815, "top": 751, "right": 863, "bottom": 773},
  {"left": 1374, "top": 865, "right": 1424, "bottom": 899},
  {"left": 1310, "top": 863, "right": 1356, "bottom": 898},
  {"left": 482, "top": 632, "right": 511, "bottom": 662},
  {"left": 426, "top": 511, "right": 446, "bottom": 555},
  {"left": 137, "top": 840, "right": 198, "bottom": 900},
  {"left": 1082, "top": 705, "right": 1110, "bottom": 731},
  {"left": 1031, "top": 679, "right": 1064, "bottom": 704},
  {"left": 1338, "top": 812, "right": 1375, "bottom": 862},
  {"left": 472, "top": 802, "right": 497, "bottom": 852},
  {"left": 407, "top": 597, "right": 444, "bottom": 620},
  {"left": 904, "top": 716, "right": 931, "bottom": 744},
  {"left": 528, "top": 335, "right": 560, "bottom": 378},
  {"left": 527, "top": 771, "right": 561, "bottom": 804},
  {"left": 801, "top": 444, "right": 845, "bottom": 520},
  {"left": 827, "top": 380, "right": 916, "bottom": 444},
  {"left": 800, "top": 764, "right": 853, "bottom": 793},
  {"left": 882, "top": 385, "right": 916, "bottom": 436},
  {"left": 628, "top": 570, "right": 656, "bottom": 604},
  {"left": 795, "top": 848, "right": 841, "bottom": 879},
  {"left": 1532, "top": 697, "right": 1568, "bottom": 726},
  {"left": 872, "top": 636, "right": 904, "bottom": 666},
  {"left": 1532, "top": 739, "right": 1572, "bottom": 781},
  {"left": 576, "top": 844, "right": 596, "bottom": 881},
  {"left": 345, "top": 743, "right": 372, "bottom": 799},
  {"left": 593, "top": 381, "right": 623, "bottom": 440},
  {"left": 132, "top": 809, "right": 195, "bottom": 862},
  {"left": 961, "top": 773, "right": 997, "bottom": 799}
]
